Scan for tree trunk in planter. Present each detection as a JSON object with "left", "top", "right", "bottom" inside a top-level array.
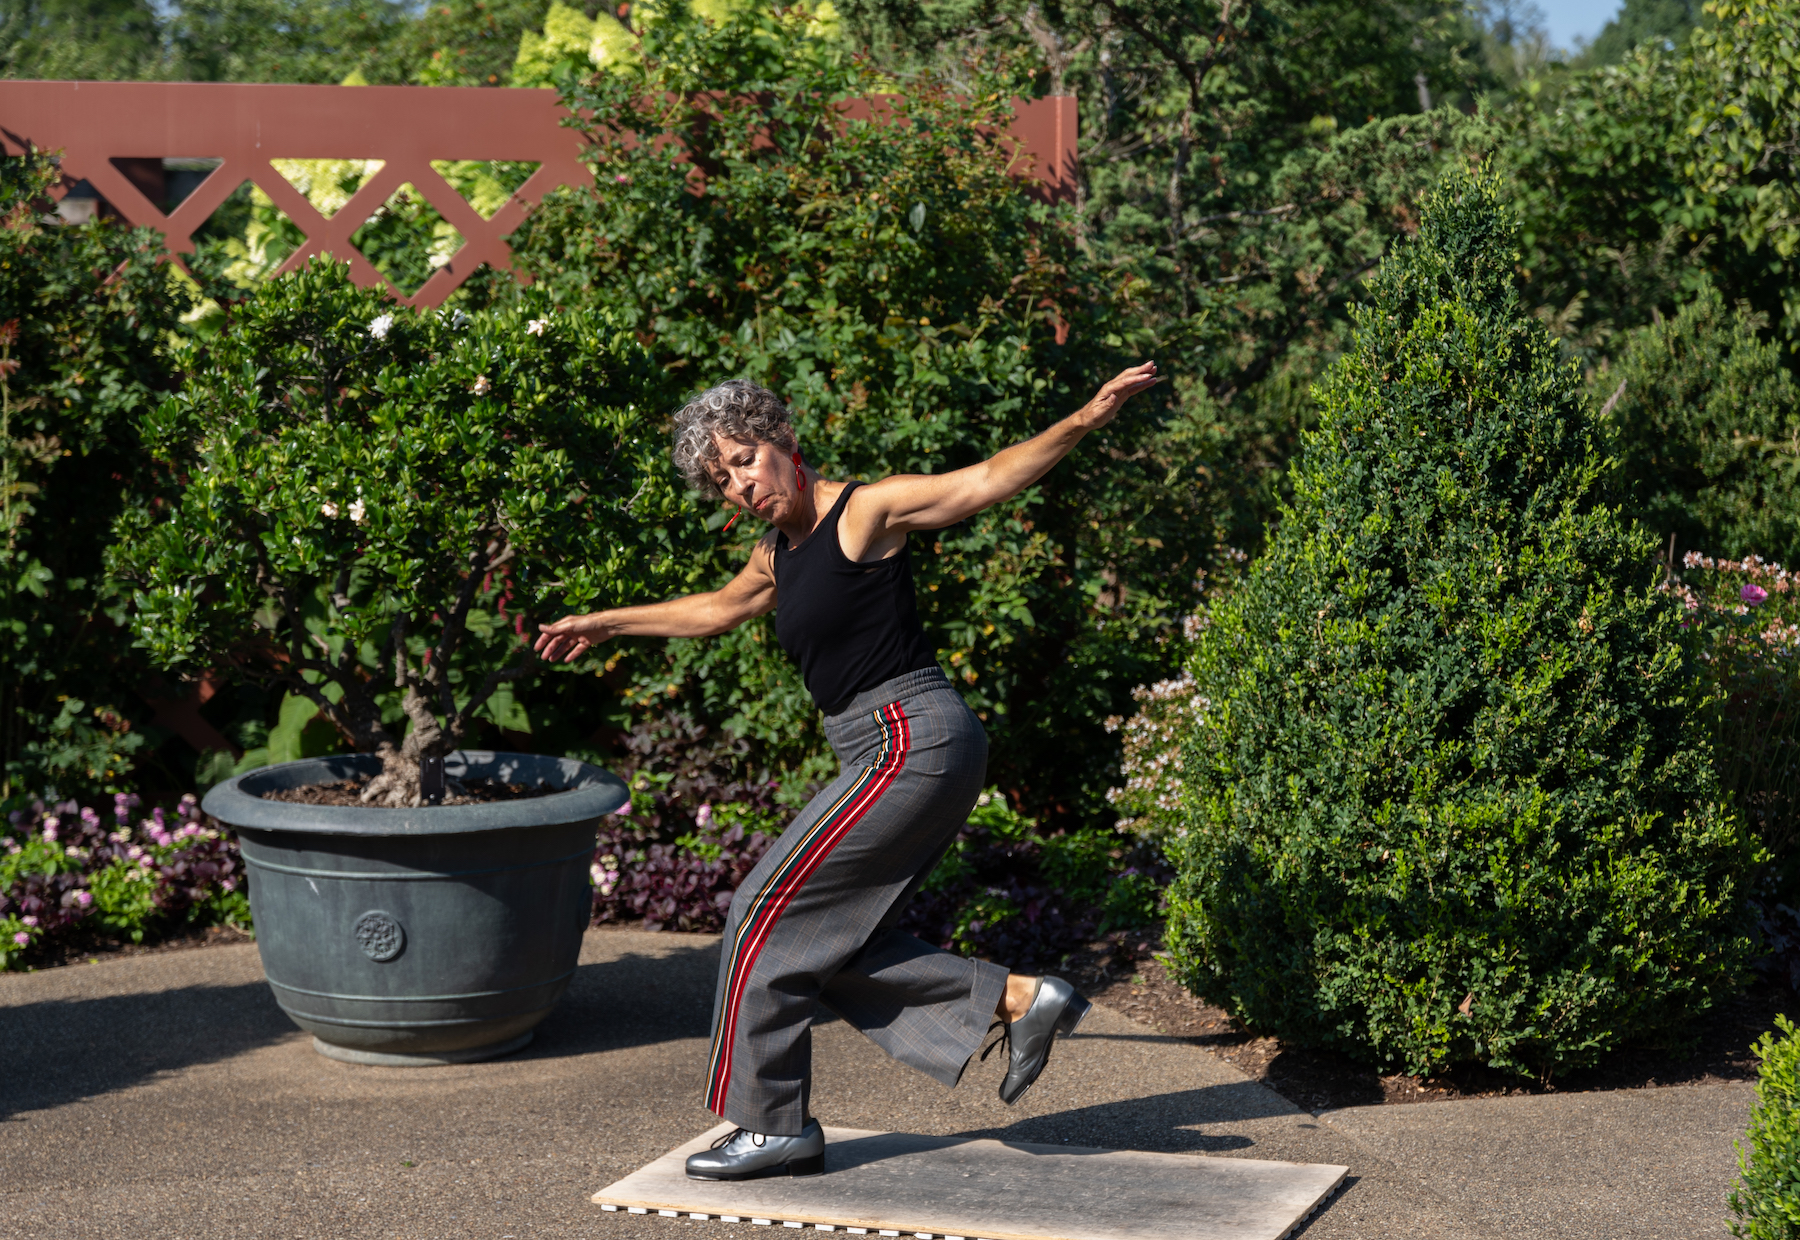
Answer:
[{"left": 203, "top": 751, "right": 628, "bottom": 1066}]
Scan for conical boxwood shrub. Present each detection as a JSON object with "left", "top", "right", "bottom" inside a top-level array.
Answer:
[{"left": 1163, "top": 167, "right": 1756, "bottom": 1082}]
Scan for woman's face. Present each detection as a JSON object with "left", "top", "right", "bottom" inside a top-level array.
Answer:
[{"left": 709, "top": 434, "right": 801, "bottom": 524}]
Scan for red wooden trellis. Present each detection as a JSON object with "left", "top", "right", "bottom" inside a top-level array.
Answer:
[{"left": 0, "top": 81, "right": 1078, "bottom": 310}]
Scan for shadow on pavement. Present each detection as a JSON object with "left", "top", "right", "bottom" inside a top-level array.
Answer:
[
  {"left": 952, "top": 1081, "right": 1299, "bottom": 1153},
  {"left": 0, "top": 980, "right": 296, "bottom": 1120},
  {"left": 0, "top": 940, "right": 723, "bottom": 1118},
  {"left": 506, "top": 941, "right": 721, "bottom": 1060}
]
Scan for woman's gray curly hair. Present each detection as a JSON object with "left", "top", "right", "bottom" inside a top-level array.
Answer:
[{"left": 671, "top": 380, "right": 798, "bottom": 496}]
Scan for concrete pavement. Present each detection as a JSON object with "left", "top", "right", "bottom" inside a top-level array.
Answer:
[{"left": 0, "top": 929, "right": 1754, "bottom": 1239}]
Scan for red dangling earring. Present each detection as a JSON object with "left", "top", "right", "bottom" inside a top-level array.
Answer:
[{"left": 792, "top": 452, "right": 806, "bottom": 491}]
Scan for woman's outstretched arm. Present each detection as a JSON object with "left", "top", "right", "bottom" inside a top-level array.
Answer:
[
  {"left": 849, "top": 362, "right": 1159, "bottom": 539},
  {"left": 534, "top": 534, "right": 779, "bottom": 663}
]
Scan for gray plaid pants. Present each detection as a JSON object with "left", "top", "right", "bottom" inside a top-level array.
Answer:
[{"left": 704, "top": 667, "right": 1008, "bottom": 1136}]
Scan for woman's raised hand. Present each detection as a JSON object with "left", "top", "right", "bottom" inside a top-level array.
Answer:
[
  {"left": 534, "top": 613, "right": 612, "bottom": 664},
  {"left": 1077, "top": 362, "right": 1160, "bottom": 428}
]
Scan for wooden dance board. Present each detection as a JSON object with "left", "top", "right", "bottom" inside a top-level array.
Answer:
[{"left": 592, "top": 1124, "right": 1347, "bottom": 1240}]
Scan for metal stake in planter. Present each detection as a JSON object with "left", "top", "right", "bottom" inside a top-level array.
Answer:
[{"left": 420, "top": 755, "right": 445, "bottom": 805}]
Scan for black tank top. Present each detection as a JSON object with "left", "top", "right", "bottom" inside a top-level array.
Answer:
[{"left": 772, "top": 481, "right": 939, "bottom": 715}]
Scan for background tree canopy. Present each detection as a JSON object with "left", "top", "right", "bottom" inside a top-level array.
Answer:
[{"left": 2, "top": 0, "right": 1795, "bottom": 835}]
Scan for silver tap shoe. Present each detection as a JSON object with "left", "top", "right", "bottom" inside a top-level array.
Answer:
[
  {"left": 985, "top": 976, "right": 1092, "bottom": 1105},
  {"left": 685, "top": 1119, "right": 826, "bottom": 1180}
]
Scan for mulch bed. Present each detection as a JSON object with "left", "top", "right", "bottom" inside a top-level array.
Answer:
[
  {"left": 260, "top": 778, "right": 552, "bottom": 806},
  {"left": 1055, "top": 945, "right": 1792, "bottom": 1112}
]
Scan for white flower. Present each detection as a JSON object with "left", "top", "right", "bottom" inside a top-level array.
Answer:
[
  {"left": 471, "top": 375, "right": 492, "bottom": 395},
  {"left": 368, "top": 313, "right": 395, "bottom": 340},
  {"left": 526, "top": 318, "right": 549, "bottom": 336},
  {"left": 348, "top": 498, "right": 367, "bottom": 525},
  {"left": 438, "top": 308, "right": 470, "bottom": 329},
  {"left": 320, "top": 500, "right": 340, "bottom": 519}
]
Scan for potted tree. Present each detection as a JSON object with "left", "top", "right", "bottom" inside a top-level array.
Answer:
[{"left": 111, "top": 260, "right": 694, "bottom": 1063}]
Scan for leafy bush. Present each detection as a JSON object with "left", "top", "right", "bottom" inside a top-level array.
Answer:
[
  {"left": 506, "top": 2, "right": 1213, "bottom": 818},
  {"left": 0, "top": 149, "right": 190, "bottom": 802},
  {"left": 1686, "top": 0, "right": 1800, "bottom": 335},
  {"left": 1, "top": 793, "right": 250, "bottom": 970},
  {"left": 898, "top": 789, "right": 1167, "bottom": 972},
  {"left": 109, "top": 258, "right": 696, "bottom": 804},
  {"left": 1601, "top": 284, "right": 1800, "bottom": 566},
  {"left": 589, "top": 708, "right": 784, "bottom": 931},
  {"left": 1163, "top": 166, "right": 1755, "bottom": 1082},
  {"left": 1733, "top": 1014, "right": 1800, "bottom": 1239}
]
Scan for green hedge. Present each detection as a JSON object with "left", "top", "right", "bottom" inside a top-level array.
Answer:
[
  {"left": 1734, "top": 1015, "right": 1800, "bottom": 1239},
  {"left": 1162, "top": 166, "right": 1755, "bottom": 1082}
]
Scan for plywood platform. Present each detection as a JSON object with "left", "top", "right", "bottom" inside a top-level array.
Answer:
[{"left": 592, "top": 1125, "right": 1347, "bottom": 1240}]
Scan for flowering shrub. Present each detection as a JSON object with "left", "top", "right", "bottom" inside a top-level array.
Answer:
[
  {"left": 1, "top": 793, "right": 250, "bottom": 970},
  {"left": 110, "top": 259, "right": 696, "bottom": 805},
  {"left": 1105, "top": 611, "right": 1218, "bottom": 841},
  {"left": 1670, "top": 552, "right": 1800, "bottom": 877},
  {"left": 1666, "top": 551, "right": 1800, "bottom": 993}
]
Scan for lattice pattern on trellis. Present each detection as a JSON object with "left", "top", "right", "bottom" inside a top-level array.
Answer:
[{"left": 0, "top": 81, "right": 1077, "bottom": 310}]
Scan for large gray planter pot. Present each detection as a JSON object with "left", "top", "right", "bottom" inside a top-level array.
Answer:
[{"left": 202, "top": 750, "right": 628, "bottom": 1067}]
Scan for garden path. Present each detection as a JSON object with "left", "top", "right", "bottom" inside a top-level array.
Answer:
[{"left": 0, "top": 929, "right": 1750, "bottom": 1239}]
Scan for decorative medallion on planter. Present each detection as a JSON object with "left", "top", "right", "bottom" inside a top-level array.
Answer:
[
  {"left": 353, "top": 910, "right": 406, "bottom": 962},
  {"left": 203, "top": 750, "right": 628, "bottom": 1067}
]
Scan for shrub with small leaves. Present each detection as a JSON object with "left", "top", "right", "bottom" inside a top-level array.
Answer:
[
  {"left": 1733, "top": 1014, "right": 1800, "bottom": 1239},
  {"left": 1165, "top": 166, "right": 1755, "bottom": 1082}
]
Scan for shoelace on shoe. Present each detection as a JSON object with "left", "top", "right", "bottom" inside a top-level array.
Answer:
[
  {"left": 711, "top": 1128, "right": 767, "bottom": 1150},
  {"left": 978, "top": 1018, "right": 1010, "bottom": 1064}
]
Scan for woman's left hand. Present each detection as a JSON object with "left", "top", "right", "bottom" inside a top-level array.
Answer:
[{"left": 1076, "top": 361, "right": 1160, "bottom": 429}]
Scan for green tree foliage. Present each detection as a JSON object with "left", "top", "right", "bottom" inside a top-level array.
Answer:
[
  {"left": 1601, "top": 282, "right": 1800, "bottom": 565},
  {"left": 0, "top": 0, "right": 163, "bottom": 80},
  {"left": 393, "top": 0, "right": 567, "bottom": 86},
  {"left": 0, "top": 0, "right": 412, "bottom": 83},
  {"left": 1733, "top": 1015, "right": 1800, "bottom": 1240},
  {"left": 163, "top": 0, "right": 412, "bottom": 84},
  {"left": 1494, "top": 0, "right": 1798, "bottom": 351},
  {"left": 1163, "top": 167, "right": 1754, "bottom": 1081},
  {"left": 109, "top": 260, "right": 696, "bottom": 803},
  {"left": 838, "top": 1, "right": 1491, "bottom": 530},
  {"left": 1686, "top": 0, "right": 1800, "bottom": 328},
  {"left": 0, "top": 151, "right": 189, "bottom": 801},
  {"left": 506, "top": 2, "right": 1211, "bottom": 813},
  {"left": 1578, "top": 0, "right": 1702, "bottom": 67}
]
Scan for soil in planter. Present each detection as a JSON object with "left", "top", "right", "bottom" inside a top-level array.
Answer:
[{"left": 259, "top": 778, "right": 561, "bottom": 807}]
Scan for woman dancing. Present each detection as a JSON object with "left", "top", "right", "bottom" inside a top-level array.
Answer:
[{"left": 536, "top": 361, "right": 1159, "bottom": 1180}]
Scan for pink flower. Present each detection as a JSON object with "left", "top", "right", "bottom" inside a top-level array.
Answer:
[
  {"left": 1685, "top": 593, "right": 1700, "bottom": 611},
  {"left": 41, "top": 818, "right": 58, "bottom": 842},
  {"left": 73, "top": 890, "right": 92, "bottom": 908},
  {"left": 21, "top": 916, "right": 38, "bottom": 927},
  {"left": 615, "top": 173, "right": 631, "bottom": 183},
  {"left": 11, "top": 932, "right": 27, "bottom": 946},
  {"left": 695, "top": 803, "right": 714, "bottom": 830},
  {"left": 1744, "top": 584, "right": 1769, "bottom": 606}
]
